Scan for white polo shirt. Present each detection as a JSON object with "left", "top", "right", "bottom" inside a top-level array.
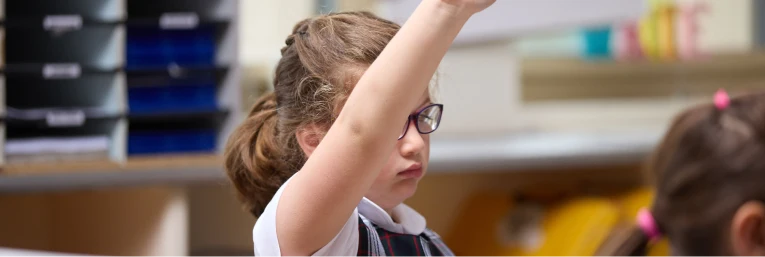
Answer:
[{"left": 253, "top": 176, "right": 427, "bottom": 256}]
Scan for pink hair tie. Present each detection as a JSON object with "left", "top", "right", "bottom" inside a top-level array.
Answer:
[
  {"left": 637, "top": 208, "right": 661, "bottom": 241},
  {"left": 714, "top": 89, "right": 730, "bottom": 110}
]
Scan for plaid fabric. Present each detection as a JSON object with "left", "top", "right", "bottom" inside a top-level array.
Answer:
[{"left": 357, "top": 215, "right": 454, "bottom": 256}]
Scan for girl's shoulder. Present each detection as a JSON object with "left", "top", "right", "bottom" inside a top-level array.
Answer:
[{"left": 253, "top": 176, "right": 361, "bottom": 256}]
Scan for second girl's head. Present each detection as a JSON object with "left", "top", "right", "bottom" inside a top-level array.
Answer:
[
  {"left": 610, "top": 90, "right": 765, "bottom": 255},
  {"left": 224, "top": 11, "right": 442, "bottom": 217}
]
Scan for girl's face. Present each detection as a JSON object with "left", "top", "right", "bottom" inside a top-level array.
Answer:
[
  {"left": 365, "top": 91, "right": 434, "bottom": 213},
  {"left": 297, "top": 90, "right": 436, "bottom": 214}
]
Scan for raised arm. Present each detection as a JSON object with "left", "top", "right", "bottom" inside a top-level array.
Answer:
[{"left": 276, "top": 0, "right": 494, "bottom": 255}]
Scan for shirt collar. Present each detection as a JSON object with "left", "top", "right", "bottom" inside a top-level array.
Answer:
[{"left": 358, "top": 197, "right": 427, "bottom": 235}]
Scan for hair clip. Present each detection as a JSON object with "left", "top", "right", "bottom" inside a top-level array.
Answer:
[
  {"left": 714, "top": 89, "right": 730, "bottom": 110},
  {"left": 637, "top": 208, "right": 662, "bottom": 241}
]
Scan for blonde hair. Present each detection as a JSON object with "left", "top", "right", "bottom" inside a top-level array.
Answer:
[{"left": 224, "top": 11, "right": 402, "bottom": 217}]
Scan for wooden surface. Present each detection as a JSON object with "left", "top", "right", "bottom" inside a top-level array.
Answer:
[
  {"left": 0, "top": 154, "right": 222, "bottom": 176},
  {"left": 521, "top": 51, "right": 765, "bottom": 101},
  {"left": 0, "top": 187, "right": 188, "bottom": 256}
]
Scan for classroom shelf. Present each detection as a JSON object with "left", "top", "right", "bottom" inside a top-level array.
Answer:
[
  {"left": 120, "top": 0, "right": 240, "bottom": 158},
  {"left": 0, "top": 0, "right": 242, "bottom": 169},
  {"left": 427, "top": 130, "right": 660, "bottom": 173},
  {"left": 520, "top": 50, "right": 765, "bottom": 101},
  {"left": 0, "top": 130, "right": 660, "bottom": 193},
  {"left": 0, "top": 154, "right": 223, "bottom": 193}
]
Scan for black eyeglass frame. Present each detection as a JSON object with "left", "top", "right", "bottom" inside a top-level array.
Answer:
[{"left": 398, "top": 103, "right": 444, "bottom": 140}]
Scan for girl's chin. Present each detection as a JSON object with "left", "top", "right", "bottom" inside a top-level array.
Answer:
[{"left": 391, "top": 179, "right": 420, "bottom": 200}]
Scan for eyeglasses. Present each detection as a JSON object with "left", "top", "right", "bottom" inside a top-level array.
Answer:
[{"left": 399, "top": 104, "right": 443, "bottom": 140}]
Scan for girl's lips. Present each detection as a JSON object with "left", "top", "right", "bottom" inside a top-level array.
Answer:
[{"left": 398, "top": 163, "right": 423, "bottom": 178}]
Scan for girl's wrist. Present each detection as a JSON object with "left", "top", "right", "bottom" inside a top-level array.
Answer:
[{"left": 429, "top": 0, "right": 475, "bottom": 22}]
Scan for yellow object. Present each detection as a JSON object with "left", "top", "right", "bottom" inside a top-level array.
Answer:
[
  {"left": 639, "top": 0, "right": 681, "bottom": 60},
  {"left": 656, "top": 1, "right": 677, "bottom": 60},
  {"left": 446, "top": 193, "right": 620, "bottom": 256},
  {"left": 638, "top": 0, "right": 661, "bottom": 59},
  {"left": 638, "top": 17, "right": 657, "bottom": 59},
  {"left": 619, "top": 187, "right": 654, "bottom": 220},
  {"left": 529, "top": 198, "right": 620, "bottom": 256},
  {"left": 444, "top": 192, "right": 516, "bottom": 256}
]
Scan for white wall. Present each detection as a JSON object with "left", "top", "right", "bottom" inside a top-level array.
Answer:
[
  {"left": 675, "top": 0, "right": 754, "bottom": 53},
  {"left": 435, "top": 43, "right": 520, "bottom": 136},
  {"left": 239, "top": 0, "right": 315, "bottom": 70},
  {"left": 237, "top": 1, "right": 523, "bottom": 135},
  {"left": 236, "top": 0, "right": 655, "bottom": 136}
]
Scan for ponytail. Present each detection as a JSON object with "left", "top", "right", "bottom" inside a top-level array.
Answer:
[
  {"left": 224, "top": 92, "right": 290, "bottom": 217},
  {"left": 597, "top": 209, "right": 660, "bottom": 256},
  {"left": 597, "top": 226, "right": 650, "bottom": 256}
]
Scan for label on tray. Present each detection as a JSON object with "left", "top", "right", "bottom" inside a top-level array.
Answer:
[
  {"left": 160, "top": 13, "right": 199, "bottom": 29},
  {"left": 46, "top": 110, "right": 86, "bottom": 127},
  {"left": 44, "top": 15, "right": 83, "bottom": 31},
  {"left": 43, "top": 63, "right": 81, "bottom": 79}
]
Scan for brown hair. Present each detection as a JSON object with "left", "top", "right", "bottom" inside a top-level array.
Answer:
[
  {"left": 605, "top": 90, "right": 765, "bottom": 255},
  {"left": 224, "top": 11, "right": 401, "bottom": 217}
]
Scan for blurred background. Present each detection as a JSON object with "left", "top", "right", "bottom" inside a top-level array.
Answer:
[{"left": 0, "top": 0, "right": 759, "bottom": 255}]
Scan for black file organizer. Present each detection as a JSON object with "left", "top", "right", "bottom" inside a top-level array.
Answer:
[
  {"left": 124, "top": 0, "right": 237, "bottom": 156},
  {"left": 0, "top": 0, "right": 242, "bottom": 164},
  {"left": 4, "top": 26, "right": 122, "bottom": 72},
  {"left": 4, "top": 0, "right": 123, "bottom": 28},
  {"left": 128, "top": 109, "right": 229, "bottom": 156},
  {"left": 3, "top": 73, "right": 127, "bottom": 164},
  {"left": 5, "top": 114, "right": 124, "bottom": 164},
  {"left": 3, "top": 0, "right": 127, "bottom": 164}
]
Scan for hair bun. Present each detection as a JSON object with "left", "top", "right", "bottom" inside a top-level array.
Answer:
[
  {"left": 285, "top": 34, "right": 296, "bottom": 46},
  {"left": 280, "top": 34, "right": 297, "bottom": 55}
]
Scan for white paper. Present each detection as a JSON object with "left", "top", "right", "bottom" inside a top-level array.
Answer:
[
  {"left": 0, "top": 247, "right": 82, "bottom": 256},
  {"left": 46, "top": 110, "right": 86, "bottom": 127},
  {"left": 160, "top": 12, "right": 199, "bottom": 29},
  {"left": 43, "top": 15, "right": 83, "bottom": 31},
  {"left": 6, "top": 136, "right": 109, "bottom": 155},
  {"left": 43, "top": 63, "right": 81, "bottom": 79}
]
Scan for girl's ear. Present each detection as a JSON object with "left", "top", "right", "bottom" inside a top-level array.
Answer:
[
  {"left": 731, "top": 201, "right": 765, "bottom": 256},
  {"left": 296, "top": 124, "right": 324, "bottom": 157}
]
